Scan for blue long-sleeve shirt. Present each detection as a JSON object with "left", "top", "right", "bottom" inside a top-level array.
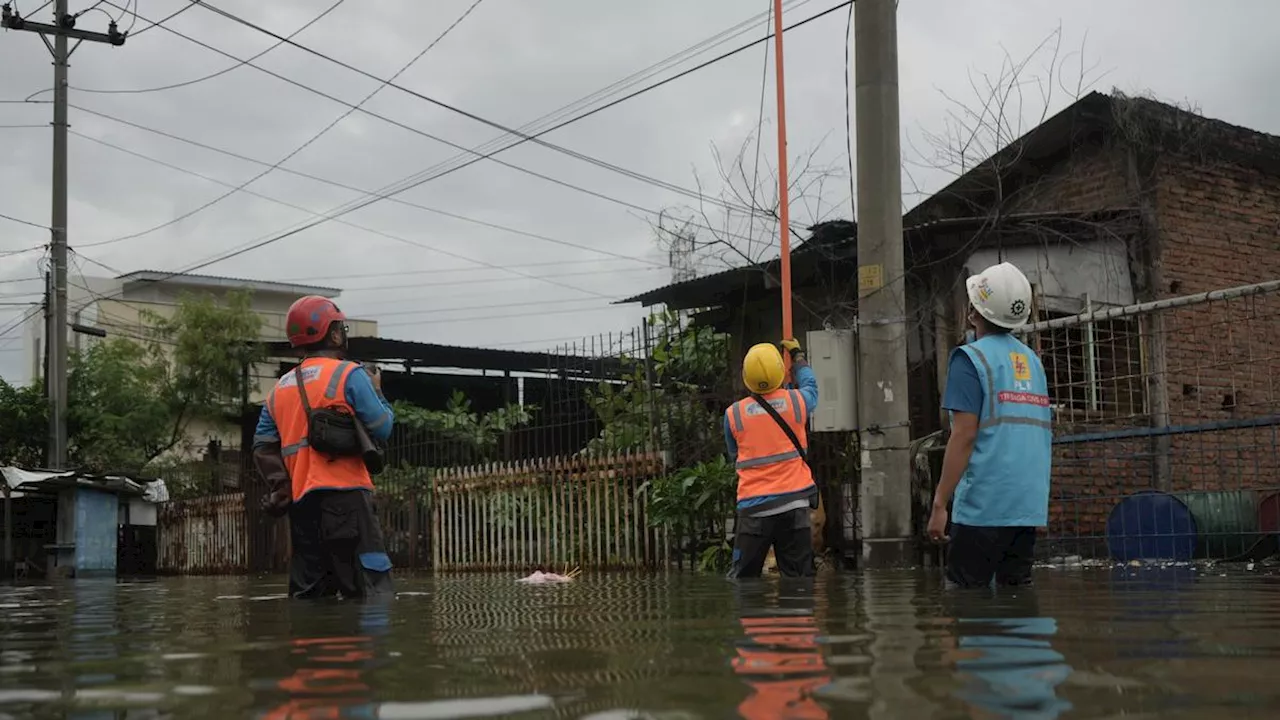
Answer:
[
  {"left": 253, "top": 362, "right": 395, "bottom": 448},
  {"left": 724, "top": 364, "right": 819, "bottom": 513}
]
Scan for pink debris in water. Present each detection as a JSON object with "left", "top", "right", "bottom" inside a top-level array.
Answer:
[{"left": 516, "top": 571, "right": 575, "bottom": 584}]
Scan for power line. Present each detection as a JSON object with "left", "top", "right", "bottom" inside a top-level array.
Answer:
[
  {"left": 117, "top": 0, "right": 193, "bottom": 37},
  {"left": 339, "top": 266, "right": 663, "bottom": 297},
  {"left": 65, "top": 2, "right": 851, "bottom": 313},
  {"left": 280, "top": 256, "right": 648, "bottom": 283},
  {"left": 186, "top": 0, "right": 760, "bottom": 219},
  {"left": 66, "top": 0, "right": 348, "bottom": 95},
  {"left": 0, "top": 244, "right": 49, "bottom": 258},
  {"left": 70, "top": 103, "right": 665, "bottom": 267},
  {"left": 80, "top": 0, "right": 485, "bottom": 248},
  {"left": 102, "top": 1, "right": 847, "bottom": 241},
  {"left": 350, "top": 296, "right": 626, "bottom": 320},
  {"left": 68, "top": 131, "right": 616, "bottom": 299},
  {"left": 92, "top": 2, "right": 757, "bottom": 247},
  {"left": 379, "top": 302, "right": 630, "bottom": 330},
  {"left": 0, "top": 211, "right": 49, "bottom": 231}
]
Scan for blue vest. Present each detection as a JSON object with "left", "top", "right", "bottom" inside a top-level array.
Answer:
[{"left": 950, "top": 334, "right": 1053, "bottom": 526}]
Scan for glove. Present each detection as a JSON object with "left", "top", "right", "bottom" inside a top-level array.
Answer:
[
  {"left": 260, "top": 489, "right": 291, "bottom": 518},
  {"left": 780, "top": 338, "right": 802, "bottom": 358}
]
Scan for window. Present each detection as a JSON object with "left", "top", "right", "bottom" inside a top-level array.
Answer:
[{"left": 1034, "top": 309, "right": 1146, "bottom": 419}]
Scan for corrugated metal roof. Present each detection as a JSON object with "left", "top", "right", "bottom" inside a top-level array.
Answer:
[
  {"left": 260, "top": 335, "right": 624, "bottom": 376},
  {"left": 116, "top": 270, "right": 341, "bottom": 298}
]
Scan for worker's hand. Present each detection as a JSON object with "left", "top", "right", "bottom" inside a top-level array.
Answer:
[
  {"left": 367, "top": 364, "right": 383, "bottom": 393},
  {"left": 260, "top": 490, "right": 291, "bottom": 518},
  {"left": 927, "top": 505, "right": 950, "bottom": 544},
  {"left": 780, "top": 338, "right": 802, "bottom": 358}
]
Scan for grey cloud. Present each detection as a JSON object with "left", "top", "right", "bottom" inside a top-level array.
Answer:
[{"left": 2, "top": 0, "right": 1279, "bottom": 379}]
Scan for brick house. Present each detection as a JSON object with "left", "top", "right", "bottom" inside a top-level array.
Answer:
[{"left": 625, "top": 91, "right": 1280, "bottom": 553}]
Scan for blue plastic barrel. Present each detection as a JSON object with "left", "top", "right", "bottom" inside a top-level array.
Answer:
[{"left": 1105, "top": 491, "right": 1197, "bottom": 562}]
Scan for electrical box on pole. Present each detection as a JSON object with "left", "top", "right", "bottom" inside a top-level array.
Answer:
[{"left": 805, "top": 329, "right": 858, "bottom": 432}]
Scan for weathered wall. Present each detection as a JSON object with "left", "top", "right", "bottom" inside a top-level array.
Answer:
[{"left": 1152, "top": 146, "right": 1280, "bottom": 498}]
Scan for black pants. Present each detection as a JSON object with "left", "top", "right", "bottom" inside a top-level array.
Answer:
[
  {"left": 288, "top": 489, "right": 394, "bottom": 599},
  {"left": 728, "top": 507, "right": 814, "bottom": 579},
  {"left": 945, "top": 524, "right": 1037, "bottom": 589}
]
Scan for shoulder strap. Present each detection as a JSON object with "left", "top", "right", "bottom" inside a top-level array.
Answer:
[
  {"left": 750, "top": 392, "right": 807, "bottom": 464},
  {"left": 293, "top": 363, "right": 314, "bottom": 421}
]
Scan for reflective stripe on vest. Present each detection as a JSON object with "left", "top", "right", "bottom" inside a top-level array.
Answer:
[
  {"left": 269, "top": 357, "right": 373, "bottom": 500},
  {"left": 727, "top": 389, "right": 815, "bottom": 503},
  {"left": 966, "top": 346, "right": 1053, "bottom": 432}
]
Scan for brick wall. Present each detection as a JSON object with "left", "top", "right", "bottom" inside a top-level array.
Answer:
[
  {"left": 997, "top": 142, "right": 1151, "bottom": 542},
  {"left": 1010, "top": 144, "right": 1134, "bottom": 215},
  {"left": 1154, "top": 153, "right": 1280, "bottom": 502}
]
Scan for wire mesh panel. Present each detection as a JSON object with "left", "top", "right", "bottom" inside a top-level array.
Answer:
[
  {"left": 1018, "top": 280, "right": 1280, "bottom": 560},
  {"left": 432, "top": 451, "right": 666, "bottom": 573}
]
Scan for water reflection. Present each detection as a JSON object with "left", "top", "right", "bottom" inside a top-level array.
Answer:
[
  {"left": 255, "top": 599, "right": 390, "bottom": 719},
  {"left": 1, "top": 570, "right": 1280, "bottom": 716},
  {"left": 731, "top": 579, "right": 831, "bottom": 719},
  {"left": 939, "top": 590, "right": 1072, "bottom": 719}
]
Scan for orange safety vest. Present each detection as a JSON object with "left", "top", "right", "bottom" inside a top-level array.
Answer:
[
  {"left": 726, "top": 388, "right": 815, "bottom": 504},
  {"left": 267, "top": 357, "right": 373, "bottom": 501}
]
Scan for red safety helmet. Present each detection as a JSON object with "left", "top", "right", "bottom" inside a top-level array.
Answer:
[{"left": 285, "top": 295, "right": 347, "bottom": 348}]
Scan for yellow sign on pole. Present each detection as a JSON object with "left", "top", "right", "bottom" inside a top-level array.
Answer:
[{"left": 858, "top": 264, "right": 884, "bottom": 295}]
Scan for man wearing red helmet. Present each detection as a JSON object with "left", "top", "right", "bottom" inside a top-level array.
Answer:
[{"left": 252, "top": 295, "right": 396, "bottom": 599}]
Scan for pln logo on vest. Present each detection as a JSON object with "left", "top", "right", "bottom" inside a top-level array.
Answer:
[{"left": 1010, "top": 352, "right": 1032, "bottom": 382}]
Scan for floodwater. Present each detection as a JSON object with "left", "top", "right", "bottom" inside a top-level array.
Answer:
[{"left": 0, "top": 568, "right": 1278, "bottom": 719}]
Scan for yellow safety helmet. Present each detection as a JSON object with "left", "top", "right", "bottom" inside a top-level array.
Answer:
[{"left": 742, "top": 342, "right": 785, "bottom": 394}]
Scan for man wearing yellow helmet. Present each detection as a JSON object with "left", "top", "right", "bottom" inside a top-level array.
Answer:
[{"left": 724, "top": 338, "right": 820, "bottom": 578}]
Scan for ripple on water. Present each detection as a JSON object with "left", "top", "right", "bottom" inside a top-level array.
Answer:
[{"left": 0, "top": 570, "right": 1274, "bottom": 716}]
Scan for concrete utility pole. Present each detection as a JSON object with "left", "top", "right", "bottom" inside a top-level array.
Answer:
[
  {"left": 1, "top": 1, "right": 125, "bottom": 469},
  {"left": 853, "top": 0, "right": 913, "bottom": 566}
]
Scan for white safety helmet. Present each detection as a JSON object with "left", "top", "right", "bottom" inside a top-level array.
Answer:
[{"left": 966, "top": 262, "right": 1033, "bottom": 329}]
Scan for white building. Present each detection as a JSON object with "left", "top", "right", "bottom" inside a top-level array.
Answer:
[{"left": 22, "top": 271, "right": 377, "bottom": 456}]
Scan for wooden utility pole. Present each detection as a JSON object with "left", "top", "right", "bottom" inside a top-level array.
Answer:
[{"left": 2, "top": 1, "right": 125, "bottom": 469}]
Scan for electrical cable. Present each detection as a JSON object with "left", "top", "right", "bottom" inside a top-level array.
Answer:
[
  {"left": 71, "top": 0, "right": 347, "bottom": 95},
  {"left": 24, "top": 0, "right": 54, "bottom": 18},
  {"left": 0, "top": 211, "right": 48, "bottom": 231},
  {"left": 70, "top": 103, "right": 663, "bottom": 267},
  {"left": 280, "top": 256, "right": 647, "bottom": 284},
  {"left": 0, "top": 245, "right": 50, "bottom": 258},
  {"left": 67, "top": 2, "right": 852, "bottom": 312},
  {"left": 103, "top": 0, "right": 849, "bottom": 234},
  {"left": 68, "top": 131, "right": 618, "bottom": 299},
  {"left": 72, "top": 7, "right": 768, "bottom": 255},
  {"left": 338, "top": 266, "right": 663, "bottom": 297},
  {"left": 74, "top": 0, "right": 471, "bottom": 245},
  {"left": 184, "top": 0, "right": 760, "bottom": 218},
  {"left": 80, "top": 0, "right": 473, "bottom": 247},
  {"left": 378, "top": 303, "right": 628, "bottom": 330},
  {"left": 123, "top": 0, "right": 192, "bottom": 37},
  {"left": 747, "top": 0, "right": 773, "bottom": 259},
  {"left": 122, "top": 0, "right": 137, "bottom": 34},
  {"left": 843, "top": 0, "right": 855, "bottom": 219}
]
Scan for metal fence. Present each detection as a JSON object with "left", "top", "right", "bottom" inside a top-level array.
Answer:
[
  {"left": 158, "top": 492, "right": 248, "bottom": 574},
  {"left": 1019, "top": 279, "right": 1280, "bottom": 561},
  {"left": 432, "top": 450, "right": 666, "bottom": 572},
  {"left": 160, "top": 311, "right": 863, "bottom": 573}
]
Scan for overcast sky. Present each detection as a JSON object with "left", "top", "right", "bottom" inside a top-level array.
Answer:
[{"left": 1, "top": 0, "right": 1278, "bottom": 384}]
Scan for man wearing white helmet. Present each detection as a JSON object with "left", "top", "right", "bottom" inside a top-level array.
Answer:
[{"left": 928, "top": 262, "right": 1053, "bottom": 589}]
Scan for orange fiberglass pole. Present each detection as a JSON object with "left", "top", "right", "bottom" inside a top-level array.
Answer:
[{"left": 772, "top": 0, "right": 793, "bottom": 343}]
